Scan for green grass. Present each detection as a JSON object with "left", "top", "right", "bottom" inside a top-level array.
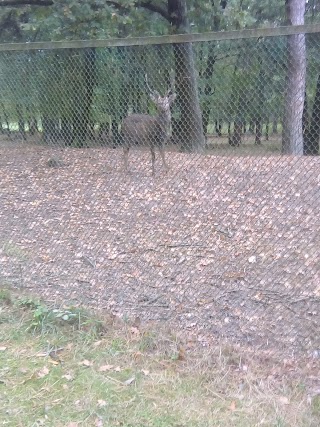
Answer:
[
  {"left": 2, "top": 241, "right": 28, "bottom": 261},
  {"left": 0, "top": 287, "right": 319, "bottom": 427}
]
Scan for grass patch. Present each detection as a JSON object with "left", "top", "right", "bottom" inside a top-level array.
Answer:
[
  {"left": 0, "top": 288, "right": 11, "bottom": 305},
  {"left": 2, "top": 241, "right": 28, "bottom": 261},
  {"left": 0, "top": 288, "right": 318, "bottom": 427}
]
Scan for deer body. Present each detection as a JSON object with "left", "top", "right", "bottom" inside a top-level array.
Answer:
[{"left": 121, "top": 77, "right": 176, "bottom": 176}]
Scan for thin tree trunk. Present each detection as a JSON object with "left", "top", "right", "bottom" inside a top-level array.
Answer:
[
  {"left": 200, "top": 0, "right": 226, "bottom": 142},
  {"left": 255, "top": 118, "right": 262, "bottom": 145},
  {"left": 201, "top": 43, "right": 216, "bottom": 135},
  {"left": 282, "top": 0, "right": 306, "bottom": 155},
  {"left": 16, "top": 104, "right": 26, "bottom": 141},
  {"left": 227, "top": 121, "right": 231, "bottom": 141},
  {"left": 61, "top": 118, "right": 73, "bottom": 146},
  {"left": 168, "top": 0, "right": 205, "bottom": 152},
  {"left": 1, "top": 102, "right": 11, "bottom": 135},
  {"left": 242, "top": 122, "right": 246, "bottom": 134},
  {"left": 42, "top": 117, "right": 59, "bottom": 144},
  {"left": 302, "top": 91, "right": 309, "bottom": 139},
  {"left": 272, "top": 118, "right": 278, "bottom": 133},
  {"left": 28, "top": 119, "right": 37, "bottom": 135},
  {"left": 73, "top": 47, "right": 96, "bottom": 147},
  {"left": 249, "top": 120, "right": 255, "bottom": 134},
  {"left": 26, "top": 107, "right": 37, "bottom": 135},
  {"left": 265, "top": 118, "right": 269, "bottom": 141},
  {"left": 304, "top": 74, "right": 320, "bottom": 155},
  {"left": 230, "top": 118, "right": 242, "bottom": 146},
  {"left": 215, "top": 120, "right": 222, "bottom": 136},
  {"left": 111, "top": 120, "right": 121, "bottom": 147}
]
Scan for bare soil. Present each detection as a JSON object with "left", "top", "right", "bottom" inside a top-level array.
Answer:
[{"left": 0, "top": 138, "right": 319, "bottom": 358}]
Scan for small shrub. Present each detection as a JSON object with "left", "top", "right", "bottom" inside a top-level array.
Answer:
[
  {"left": 0, "top": 288, "right": 12, "bottom": 305},
  {"left": 311, "top": 395, "right": 320, "bottom": 417}
]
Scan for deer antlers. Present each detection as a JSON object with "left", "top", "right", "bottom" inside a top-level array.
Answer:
[{"left": 145, "top": 71, "right": 175, "bottom": 98}]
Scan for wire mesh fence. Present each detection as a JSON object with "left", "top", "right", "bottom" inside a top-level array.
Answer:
[{"left": 0, "top": 26, "right": 319, "bottom": 358}]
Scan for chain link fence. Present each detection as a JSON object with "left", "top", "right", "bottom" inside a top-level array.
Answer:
[{"left": 0, "top": 26, "right": 319, "bottom": 358}]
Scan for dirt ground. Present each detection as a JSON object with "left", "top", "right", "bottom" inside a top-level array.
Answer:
[{"left": 0, "top": 139, "right": 319, "bottom": 358}]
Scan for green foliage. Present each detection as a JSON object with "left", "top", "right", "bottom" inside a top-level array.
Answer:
[
  {"left": 0, "top": 290, "right": 317, "bottom": 427},
  {"left": 2, "top": 241, "right": 28, "bottom": 261},
  {"left": 15, "top": 296, "right": 102, "bottom": 334},
  {"left": 0, "top": 1, "right": 319, "bottom": 146},
  {"left": 0, "top": 0, "right": 303, "bottom": 45},
  {"left": 0, "top": 288, "right": 11, "bottom": 304},
  {"left": 311, "top": 394, "right": 320, "bottom": 416}
]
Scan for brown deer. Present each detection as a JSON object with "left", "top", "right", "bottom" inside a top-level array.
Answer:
[{"left": 121, "top": 74, "right": 176, "bottom": 176}]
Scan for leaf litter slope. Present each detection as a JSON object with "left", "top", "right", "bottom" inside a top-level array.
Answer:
[{"left": 0, "top": 142, "right": 319, "bottom": 356}]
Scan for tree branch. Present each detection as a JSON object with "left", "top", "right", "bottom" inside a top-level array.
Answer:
[
  {"left": 0, "top": 0, "right": 170, "bottom": 22},
  {"left": 0, "top": 0, "right": 53, "bottom": 6},
  {"left": 136, "top": 1, "right": 169, "bottom": 20},
  {"left": 105, "top": 0, "right": 169, "bottom": 21},
  {"left": 0, "top": 10, "right": 22, "bottom": 38}
]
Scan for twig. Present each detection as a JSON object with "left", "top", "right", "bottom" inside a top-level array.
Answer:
[
  {"left": 81, "top": 255, "right": 96, "bottom": 268},
  {"left": 158, "top": 243, "right": 210, "bottom": 249}
]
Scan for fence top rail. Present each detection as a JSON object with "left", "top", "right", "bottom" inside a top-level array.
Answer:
[{"left": 0, "top": 24, "right": 319, "bottom": 52}]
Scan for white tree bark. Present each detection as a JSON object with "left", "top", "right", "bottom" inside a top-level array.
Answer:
[{"left": 282, "top": 0, "right": 306, "bottom": 155}]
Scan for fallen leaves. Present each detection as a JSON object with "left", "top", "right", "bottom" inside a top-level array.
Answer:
[
  {"left": 62, "top": 373, "right": 74, "bottom": 381},
  {"left": 229, "top": 400, "right": 237, "bottom": 411},
  {"left": 37, "top": 366, "right": 50, "bottom": 379},
  {"left": 78, "top": 360, "right": 93, "bottom": 367},
  {"left": 98, "top": 365, "right": 115, "bottom": 372},
  {"left": 97, "top": 399, "right": 107, "bottom": 407},
  {"left": 123, "top": 376, "right": 135, "bottom": 386},
  {"left": 0, "top": 145, "right": 319, "bottom": 358},
  {"left": 278, "top": 396, "right": 290, "bottom": 405}
]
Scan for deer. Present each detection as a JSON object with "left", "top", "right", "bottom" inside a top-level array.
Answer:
[{"left": 121, "top": 74, "right": 176, "bottom": 176}]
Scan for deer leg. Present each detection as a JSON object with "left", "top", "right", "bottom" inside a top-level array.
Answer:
[
  {"left": 151, "top": 146, "right": 156, "bottom": 176},
  {"left": 159, "top": 145, "right": 169, "bottom": 172},
  {"left": 123, "top": 146, "right": 129, "bottom": 173}
]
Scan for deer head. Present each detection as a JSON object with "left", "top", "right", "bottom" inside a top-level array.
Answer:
[{"left": 145, "top": 73, "right": 176, "bottom": 120}]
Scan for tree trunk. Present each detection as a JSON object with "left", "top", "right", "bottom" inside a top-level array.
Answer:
[
  {"left": 201, "top": 43, "right": 216, "bottom": 136},
  {"left": 168, "top": 0, "right": 205, "bottom": 152},
  {"left": 111, "top": 120, "right": 121, "bottom": 147},
  {"left": 16, "top": 104, "right": 26, "bottom": 141},
  {"left": 272, "top": 118, "right": 278, "bottom": 134},
  {"left": 229, "top": 119, "right": 242, "bottom": 147},
  {"left": 42, "top": 117, "right": 59, "bottom": 144},
  {"left": 265, "top": 118, "right": 269, "bottom": 141},
  {"left": 72, "top": 47, "right": 96, "bottom": 147},
  {"left": 1, "top": 102, "right": 11, "bottom": 136},
  {"left": 255, "top": 118, "right": 262, "bottom": 144},
  {"left": 302, "top": 91, "right": 309, "bottom": 140},
  {"left": 249, "top": 120, "right": 255, "bottom": 134},
  {"left": 229, "top": 80, "right": 243, "bottom": 147},
  {"left": 282, "top": 0, "right": 306, "bottom": 155},
  {"left": 304, "top": 74, "right": 320, "bottom": 155},
  {"left": 227, "top": 121, "right": 231, "bottom": 140},
  {"left": 242, "top": 122, "right": 247, "bottom": 134},
  {"left": 61, "top": 118, "right": 73, "bottom": 146},
  {"left": 98, "top": 123, "right": 108, "bottom": 140},
  {"left": 215, "top": 120, "right": 222, "bottom": 136},
  {"left": 252, "top": 55, "right": 266, "bottom": 146},
  {"left": 200, "top": 0, "right": 226, "bottom": 142},
  {"left": 26, "top": 107, "right": 37, "bottom": 135},
  {"left": 28, "top": 119, "right": 37, "bottom": 135}
]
